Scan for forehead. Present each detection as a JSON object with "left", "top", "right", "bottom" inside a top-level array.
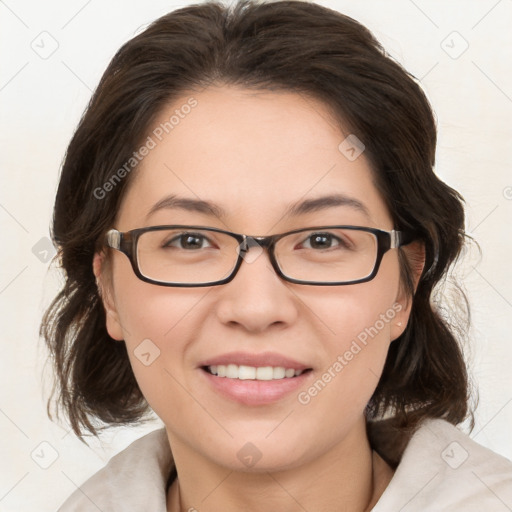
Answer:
[{"left": 116, "top": 85, "right": 392, "bottom": 232}]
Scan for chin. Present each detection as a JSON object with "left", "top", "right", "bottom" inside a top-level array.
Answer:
[{"left": 198, "top": 428, "right": 315, "bottom": 473}]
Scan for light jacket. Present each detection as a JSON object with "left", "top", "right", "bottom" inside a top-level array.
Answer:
[{"left": 58, "top": 418, "right": 512, "bottom": 511}]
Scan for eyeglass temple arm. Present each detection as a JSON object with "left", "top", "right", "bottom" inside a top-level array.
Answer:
[{"left": 393, "top": 229, "right": 415, "bottom": 248}]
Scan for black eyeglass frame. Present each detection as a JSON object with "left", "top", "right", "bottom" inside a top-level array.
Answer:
[{"left": 105, "top": 225, "right": 414, "bottom": 287}]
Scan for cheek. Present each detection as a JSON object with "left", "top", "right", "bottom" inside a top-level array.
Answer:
[
  {"left": 295, "top": 325, "right": 389, "bottom": 456},
  {"left": 296, "top": 263, "right": 401, "bottom": 410},
  {"left": 110, "top": 265, "right": 208, "bottom": 405},
  {"left": 112, "top": 253, "right": 207, "bottom": 344},
  {"left": 117, "top": 293, "right": 202, "bottom": 422},
  {"left": 306, "top": 264, "right": 400, "bottom": 356}
]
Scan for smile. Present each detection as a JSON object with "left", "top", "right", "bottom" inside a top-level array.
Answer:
[{"left": 206, "top": 364, "right": 306, "bottom": 380}]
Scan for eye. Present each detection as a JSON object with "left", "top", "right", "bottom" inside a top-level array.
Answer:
[
  {"left": 300, "top": 232, "right": 350, "bottom": 250},
  {"left": 163, "top": 232, "right": 214, "bottom": 250}
]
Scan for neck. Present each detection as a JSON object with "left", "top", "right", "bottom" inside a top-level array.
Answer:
[{"left": 166, "top": 418, "right": 394, "bottom": 512}]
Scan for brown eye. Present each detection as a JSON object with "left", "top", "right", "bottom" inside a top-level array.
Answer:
[
  {"left": 163, "top": 232, "right": 212, "bottom": 250},
  {"left": 300, "top": 232, "right": 350, "bottom": 250}
]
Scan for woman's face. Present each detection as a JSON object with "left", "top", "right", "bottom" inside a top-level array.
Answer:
[{"left": 98, "top": 85, "right": 411, "bottom": 472}]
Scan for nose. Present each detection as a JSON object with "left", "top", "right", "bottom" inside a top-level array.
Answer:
[{"left": 214, "top": 242, "right": 299, "bottom": 333}]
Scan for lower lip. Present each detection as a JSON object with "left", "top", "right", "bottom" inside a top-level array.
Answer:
[{"left": 201, "top": 368, "right": 312, "bottom": 405}]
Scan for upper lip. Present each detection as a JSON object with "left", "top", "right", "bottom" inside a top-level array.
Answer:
[{"left": 199, "top": 351, "right": 311, "bottom": 371}]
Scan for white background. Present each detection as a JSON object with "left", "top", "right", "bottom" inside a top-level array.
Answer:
[{"left": 1, "top": 0, "right": 511, "bottom": 510}]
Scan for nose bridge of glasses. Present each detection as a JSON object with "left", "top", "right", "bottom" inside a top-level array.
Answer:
[
  {"left": 235, "top": 235, "right": 278, "bottom": 269},
  {"left": 238, "top": 234, "right": 273, "bottom": 253}
]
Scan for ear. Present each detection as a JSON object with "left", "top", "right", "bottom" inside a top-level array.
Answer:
[
  {"left": 389, "top": 240, "right": 425, "bottom": 341},
  {"left": 93, "top": 252, "right": 124, "bottom": 341}
]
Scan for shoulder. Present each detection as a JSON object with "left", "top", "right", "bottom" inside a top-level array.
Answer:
[
  {"left": 372, "top": 418, "right": 512, "bottom": 511},
  {"left": 58, "top": 428, "right": 173, "bottom": 512}
]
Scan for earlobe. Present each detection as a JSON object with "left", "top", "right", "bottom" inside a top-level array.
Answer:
[
  {"left": 93, "top": 252, "right": 125, "bottom": 341},
  {"left": 389, "top": 304, "right": 409, "bottom": 342}
]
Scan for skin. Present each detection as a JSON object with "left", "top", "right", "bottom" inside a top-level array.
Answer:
[{"left": 94, "top": 84, "right": 424, "bottom": 512}]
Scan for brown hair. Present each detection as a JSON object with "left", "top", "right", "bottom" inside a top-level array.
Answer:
[{"left": 42, "top": 0, "right": 472, "bottom": 450}]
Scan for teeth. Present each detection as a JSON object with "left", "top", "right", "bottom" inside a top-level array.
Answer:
[
  {"left": 226, "top": 364, "right": 238, "bottom": 378},
  {"left": 207, "top": 364, "right": 304, "bottom": 380},
  {"left": 273, "top": 367, "right": 286, "bottom": 379},
  {"left": 239, "top": 365, "right": 256, "bottom": 380}
]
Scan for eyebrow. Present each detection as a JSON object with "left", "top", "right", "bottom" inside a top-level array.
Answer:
[{"left": 145, "top": 193, "right": 371, "bottom": 221}]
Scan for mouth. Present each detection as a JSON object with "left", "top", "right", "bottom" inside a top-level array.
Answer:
[
  {"left": 203, "top": 364, "right": 311, "bottom": 380},
  {"left": 198, "top": 353, "right": 314, "bottom": 405}
]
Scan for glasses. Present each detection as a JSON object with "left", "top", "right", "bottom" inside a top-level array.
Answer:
[{"left": 105, "top": 225, "right": 413, "bottom": 287}]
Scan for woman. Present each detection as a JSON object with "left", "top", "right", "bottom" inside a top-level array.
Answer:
[{"left": 42, "top": 0, "right": 512, "bottom": 510}]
